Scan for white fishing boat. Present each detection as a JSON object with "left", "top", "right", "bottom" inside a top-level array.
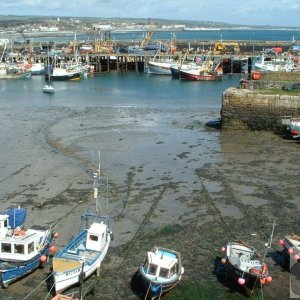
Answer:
[
  {"left": 279, "top": 234, "right": 300, "bottom": 263},
  {"left": 139, "top": 246, "right": 184, "bottom": 299},
  {"left": 0, "top": 207, "right": 54, "bottom": 287},
  {"left": 221, "top": 241, "right": 272, "bottom": 289},
  {"left": 52, "top": 155, "right": 113, "bottom": 294},
  {"left": 254, "top": 53, "right": 296, "bottom": 72},
  {"left": 0, "top": 63, "right": 31, "bottom": 79},
  {"left": 146, "top": 45, "right": 175, "bottom": 75},
  {"left": 31, "top": 62, "right": 45, "bottom": 75}
]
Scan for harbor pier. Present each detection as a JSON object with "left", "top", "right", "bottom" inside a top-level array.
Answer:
[{"left": 221, "top": 72, "right": 300, "bottom": 131}]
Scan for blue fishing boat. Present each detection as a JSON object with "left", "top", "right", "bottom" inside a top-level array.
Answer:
[
  {"left": 52, "top": 155, "right": 113, "bottom": 294},
  {"left": 0, "top": 210, "right": 53, "bottom": 287},
  {"left": 139, "top": 246, "right": 184, "bottom": 300}
]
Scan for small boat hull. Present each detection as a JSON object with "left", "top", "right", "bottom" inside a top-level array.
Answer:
[
  {"left": 43, "top": 84, "right": 54, "bottom": 94},
  {"left": 179, "top": 70, "right": 222, "bottom": 81},
  {"left": 45, "top": 72, "right": 81, "bottom": 81},
  {"left": 147, "top": 62, "right": 172, "bottom": 75},
  {"left": 225, "top": 260, "right": 265, "bottom": 290},
  {"left": 139, "top": 268, "right": 182, "bottom": 299},
  {"left": 170, "top": 66, "right": 180, "bottom": 78},
  {"left": 139, "top": 247, "right": 183, "bottom": 299}
]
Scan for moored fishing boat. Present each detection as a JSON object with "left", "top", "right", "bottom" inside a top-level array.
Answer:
[
  {"left": 179, "top": 60, "right": 223, "bottom": 81},
  {"left": 221, "top": 241, "right": 272, "bottom": 290},
  {"left": 0, "top": 63, "right": 31, "bottom": 79},
  {"left": 31, "top": 62, "right": 45, "bottom": 75},
  {"left": 139, "top": 246, "right": 184, "bottom": 299},
  {"left": 279, "top": 234, "right": 300, "bottom": 264},
  {"left": 45, "top": 66, "right": 81, "bottom": 81},
  {"left": 52, "top": 156, "right": 113, "bottom": 294},
  {"left": 147, "top": 61, "right": 174, "bottom": 75},
  {"left": 281, "top": 116, "right": 300, "bottom": 139},
  {"left": 0, "top": 209, "right": 54, "bottom": 287}
]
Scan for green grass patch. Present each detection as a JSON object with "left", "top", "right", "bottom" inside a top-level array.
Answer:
[{"left": 256, "top": 89, "right": 300, "bottom": 96}]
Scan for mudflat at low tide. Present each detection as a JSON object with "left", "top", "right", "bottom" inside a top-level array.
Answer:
[{"left": 0, "top": 105, "right": 299, "bottom": 299}]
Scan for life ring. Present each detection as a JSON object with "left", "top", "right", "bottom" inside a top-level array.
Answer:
[{"left": 252, "top": 71, "right": 261, "bottom": 80}]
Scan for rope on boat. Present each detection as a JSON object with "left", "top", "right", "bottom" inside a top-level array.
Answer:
[
  {"left": 260, "top": 280, "right": 264, "bottom": 300},
  {"left": 44, "top": 280, "right": 56, "bottom": 300},
  {"left": 22, "top": 271, "right": 54, "bottom": 300},
  {"left": 144, "top": 282, "right": 151, "bottom": 300},
  {"left": 158, "top": 284, "right": 163, "bottom": 300}
]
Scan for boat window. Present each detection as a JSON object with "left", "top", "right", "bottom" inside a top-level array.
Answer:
[
  {"left": 159, "top": 267, "right": 169, "bottom": 278},
  {"left": 4, "top": 219, "right": 7, "bottom": 228},
  {"left": 144, "top": 258, "right": 149, "bottom": 271},
  {"left": 89, "top": 234, "right": 98, "bottom": 242},
  {"left": 14, "top": 244, "right": 25, "bottom": 254},
  {"left": 170, "top": 264, "right": 176, "bottom": 277},
  {"left": 148, "top": 263, "right": 157, "bottom": 276},
  {"left": 28, "top": 241, "right": 34, "bottom": 254},
  {"left": 1, "top": 243, "right": 12, "bottom": 253}
]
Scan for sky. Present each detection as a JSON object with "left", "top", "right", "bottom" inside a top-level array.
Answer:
[{"left": 0, "top": 0, "right": 299, "bottom": 27}]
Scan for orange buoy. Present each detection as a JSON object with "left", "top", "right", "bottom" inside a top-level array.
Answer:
[
  {"left": 252, "top": 71, "right": 261, "bottom": 80},
  {"left": 40, "top": 255, "right": 47, "bottom": 264},
  {"left": 49, "top": 245, "right": 56, "bottom": 254},
  {"left": 266, "top": 276, "right": 272, "bottom": 283}
]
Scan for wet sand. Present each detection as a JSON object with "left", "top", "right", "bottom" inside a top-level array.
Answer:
[{"left": 0, "top": 105, "right": 299, "bottom": 299}]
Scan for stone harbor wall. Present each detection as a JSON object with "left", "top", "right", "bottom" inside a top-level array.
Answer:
[
  {"left": 221, "top": 87, "right": 300, "bottom": 131},
  {"left": 246, "top": 72, "right": 300, "bottom": 90}
]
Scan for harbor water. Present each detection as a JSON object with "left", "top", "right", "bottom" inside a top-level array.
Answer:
[{"left": 1, "top": 73, "right": 241, "bottom": 109}]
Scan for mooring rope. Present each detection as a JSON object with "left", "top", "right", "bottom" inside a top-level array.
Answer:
[
  {"left": 22, "top": 271, "right": 54, "bottom": 300},
  {"left": 44, "top": 280, "right": 56, "bottom": 300}
]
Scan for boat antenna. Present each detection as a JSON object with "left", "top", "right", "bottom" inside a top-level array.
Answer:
[
  {"left": 262, "top": 220, "right": 275, "bottom": 262},
  {"left": 106, "top": 176, "right": 109, "bottom": 212},
  {"left": 93, "top": 150, "right": 101, "bottom": 213}
]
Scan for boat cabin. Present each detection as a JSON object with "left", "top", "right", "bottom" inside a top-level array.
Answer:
[
  {"left": 0, "top": 214, "right": 45, "bottom": 262},
  {"left": 86, "top": 222, "right": 107, "bottom": 252},
  {"left": 143, "top": 249, "right": 179, "bottom": 281}
]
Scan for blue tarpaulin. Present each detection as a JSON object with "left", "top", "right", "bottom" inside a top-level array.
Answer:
[{"left": 1, "top": 207, "right": 27, "bottom": 228}]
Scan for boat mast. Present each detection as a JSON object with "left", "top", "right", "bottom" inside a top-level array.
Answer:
[{"left": 93, "top": 150, "right": 101, "bottom": 213}]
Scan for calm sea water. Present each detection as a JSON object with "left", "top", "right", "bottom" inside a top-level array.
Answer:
[
  {"left": 0, "top": 73, "right": 241, "bottom": 111},
  {"left": 28, "top": 29, "right": 300, "bottom": 44}
]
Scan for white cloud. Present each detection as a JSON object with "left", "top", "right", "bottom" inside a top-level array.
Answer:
[{"left": 0, "top": 0, "right": 299, "bottom": 26}]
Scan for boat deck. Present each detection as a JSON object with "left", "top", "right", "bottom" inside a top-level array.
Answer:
[
  {"left": 52, "top": 258, "right": 82, "bottom": 273},
  {"left": 53, "top": 243, "right": 98, "bottom": 273}
]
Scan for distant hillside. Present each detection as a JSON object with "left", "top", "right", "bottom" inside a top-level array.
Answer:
[{"left": 0, "top": 15, "right": 300, "bottom": 29}]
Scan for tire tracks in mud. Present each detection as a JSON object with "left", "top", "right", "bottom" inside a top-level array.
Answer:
[{"left": 197, "top": 167, "right": 278, "bottom": 246}]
